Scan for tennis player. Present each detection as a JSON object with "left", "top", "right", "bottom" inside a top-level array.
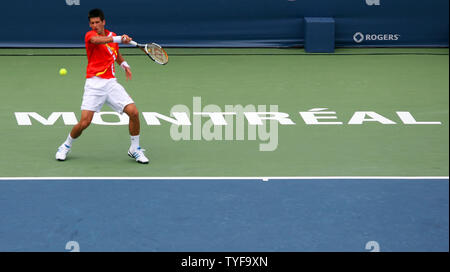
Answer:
[{"left": 56, "top": 8, "right": 149, "bottom": 164}]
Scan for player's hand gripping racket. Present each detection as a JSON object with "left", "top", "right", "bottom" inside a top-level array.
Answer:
[{"left": 129, "top": 41, "right": 169, "bottom": 65}]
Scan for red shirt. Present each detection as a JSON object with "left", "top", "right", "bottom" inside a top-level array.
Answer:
[{"left": 85, "top": 29, "right": 119, "bottom": 79}]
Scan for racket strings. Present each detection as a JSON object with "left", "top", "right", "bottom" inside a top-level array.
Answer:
[{"left": 147, "top": 44, "right": 168, "bottom": 64}]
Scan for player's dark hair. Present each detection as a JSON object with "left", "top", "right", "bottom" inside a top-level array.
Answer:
[{"left": 88, "top": 9, "right": 105, "bottom": 21}]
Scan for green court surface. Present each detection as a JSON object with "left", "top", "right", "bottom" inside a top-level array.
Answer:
[{"left": 0, "top": 48, "right": 448, "bottom": 177}]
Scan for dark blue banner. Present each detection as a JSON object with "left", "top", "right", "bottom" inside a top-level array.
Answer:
[{"left": 0, "top": 0, "right": 448, "bottom": 47}]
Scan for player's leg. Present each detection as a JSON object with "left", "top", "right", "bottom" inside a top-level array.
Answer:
[
  {"left": 123, "top": 103, "right": 149, "bottom": 164},
  {"left": 56, "top": 110, "right": 95, "bottom": 161},
  {"left": 123, "top": 103, "right": 140, "bottom": 136},
  {"left": 55, "top": 77, "right": 107, "bottom": 161},
  {"left": 70, "top": 110, "right": 95, "bottom": 138},
  {"left": 105, "top": 80, "right": 149, "bottom": 164}
]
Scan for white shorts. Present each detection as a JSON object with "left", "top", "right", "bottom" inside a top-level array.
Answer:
[{"left": 81, "top": 77, "right": 134, "bottom": 114}]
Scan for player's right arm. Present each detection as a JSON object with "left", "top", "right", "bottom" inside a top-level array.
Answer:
[{"left": 89, "top": 34, "right": 132, "bottom": 44}]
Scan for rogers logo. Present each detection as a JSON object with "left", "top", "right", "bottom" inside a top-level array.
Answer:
[
  {"left": 353, "top": 32, "right": 400, "bottom": 43},
  {"left": 353, "top": 32, "right": 365, "bottom": 43}
]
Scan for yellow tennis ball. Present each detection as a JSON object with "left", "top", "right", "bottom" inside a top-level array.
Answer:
[{"left": 59, "top": 68, "right": 67, "bottom": 76}]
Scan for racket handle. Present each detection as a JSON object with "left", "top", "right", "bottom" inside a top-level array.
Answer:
[{"left": 129, "top": 41, "right": 138, "bottom": 46}]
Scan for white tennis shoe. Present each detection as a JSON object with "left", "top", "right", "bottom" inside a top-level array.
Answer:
[
  {"left": 55, "top": 144, "right": 71, "bottom": 161},
  {"left": 128, "top": 146, "right": 149, "bottom": 164}
]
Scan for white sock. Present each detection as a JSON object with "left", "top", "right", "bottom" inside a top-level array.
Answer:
[
  {"left": 130, "top": 135, "right": 140, "bottom": 150},
  {"left": 64, "top": 134, "right": 75, "bottom": 148}
]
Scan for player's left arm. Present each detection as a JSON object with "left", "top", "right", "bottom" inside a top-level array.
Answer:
[{"left": 117, "top": 53, "right": 132, "bottom": 81}]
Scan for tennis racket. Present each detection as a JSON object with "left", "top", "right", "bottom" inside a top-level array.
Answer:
[{"left": 129, "top": 41, "right": 169, "bottom": 65}]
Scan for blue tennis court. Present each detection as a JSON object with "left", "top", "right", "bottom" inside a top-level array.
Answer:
[{"left": 0, "top": 178, "right": 447, "bottom": 252}]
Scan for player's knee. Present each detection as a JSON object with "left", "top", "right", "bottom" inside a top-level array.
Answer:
[
  {"left": 128, "top": 108, "right": 139, "bottom": 119},
  {"left": 80, "top": 119, "right": 92, "bottom": 129}
]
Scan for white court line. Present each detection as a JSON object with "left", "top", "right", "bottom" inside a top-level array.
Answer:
[{"left": 0, "top": 176, "right": 448, "bottom": 181}]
